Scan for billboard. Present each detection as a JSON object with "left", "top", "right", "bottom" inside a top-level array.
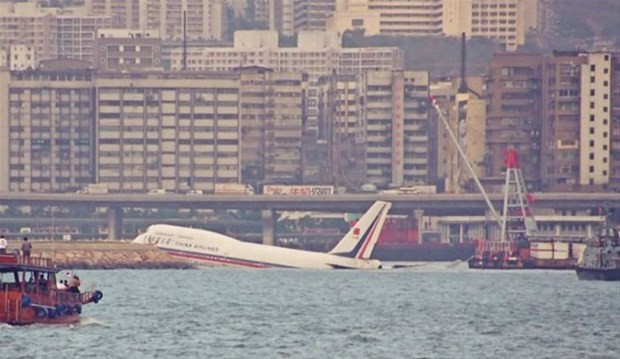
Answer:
[{"left": 263, "top": 185, "right": 334, "bottom": 196}]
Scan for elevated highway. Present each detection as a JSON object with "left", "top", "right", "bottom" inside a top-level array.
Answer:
[
  {"left": 0, "top": 192, "right": 617, "bottom": 211},
  {"left": 0, "top": 192, "right": 618, "bottom": 240}
]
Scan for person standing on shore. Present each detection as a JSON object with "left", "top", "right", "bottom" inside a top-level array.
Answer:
[
  {"left": 0, "top": 235, "right": 7, "bottom": 254},
  {"left": 21, "top": 237, "right": 32, "bottom": 257}
]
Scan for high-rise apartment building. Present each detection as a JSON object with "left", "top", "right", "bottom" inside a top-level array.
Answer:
[
  {"left": 486, "top": 51, "right": 619, "bottom": 192},
  {"left": 443, "top": 0, "right": 538, "bottom": 51},
  {"left": 56, "top": 9, "right": 112, "bottom": 62},
  {"left": 293, "top": 0, "right": 336, "bottom": 32},
  {"left": 254, "top": 0, "right": 272, "bottom": 28},
  {"left": 0, "top": 68, "right": 95, "bottom": 193},
  {"left": 0, "top": 3, "right": 113, "bottom": 66},
  {"left": 88, "top": 0, "right": 227, "bottom": 41},
  {"left": 578, "top": 53, "right": 614, "bottom": 187},
  {"left": 315, "top": 74, "right": 366, "bottom": 187},
  {"left": 142, "top": 0, "right": 227, "bottom": 41},
  {"left": 328, "top": 0, "right": 537, "bottom": 51},
  {"left": 540, "top": 51, "right": 620, "bottom": 191},
  {"left": 237, "top": 66, "right": 304, "bottom": 186},
  {"left": 170, "top": 31, "right": 404, "bottom": 82},
  {"left": 270, "top": 0, "right": 295, "bottom": 36},
  {"left": 540, "top": 51, "right": 585, "bottom": 191},
  {"left": 0, "top": 3, "right": 58, "bottom": 63},
  {"left": 361, "top": 70, "right": 430, "bottom": 187},
  {"left": 94, "top": 29, "right": 163, "bottom": 71},
  {"left": 86, "top": 0, "right": 141, "bottom": 29},
  {"left": 94, "top": 71, "right": 241, "bottom": 193},
  {"left": 327, "top": 0, "right": 444, "bottom": 37},
  {"left": 610, "top": 55, "right": 620, "bottom": 191},
  {"left": 483, "top": 53, "right": 543, "bottom": 187}
]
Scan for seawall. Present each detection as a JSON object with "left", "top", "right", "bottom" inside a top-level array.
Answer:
[{"left": 6, "top": 240, "right": 193, "bottom": 269}]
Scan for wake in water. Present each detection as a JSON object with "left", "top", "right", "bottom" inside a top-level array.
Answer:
[{"left": 76, "top": 317, "right": 105, "bottom": 327}]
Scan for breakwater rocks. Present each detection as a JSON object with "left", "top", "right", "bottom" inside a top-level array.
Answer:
[{"left": 6, "top": 241, "right": 193, "bottom": 269}]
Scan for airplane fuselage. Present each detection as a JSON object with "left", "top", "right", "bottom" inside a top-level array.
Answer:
[{"left": 135, "top": 224, "right": 382, "bottom": 269}]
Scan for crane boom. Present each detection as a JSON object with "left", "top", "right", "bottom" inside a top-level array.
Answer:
[{"left": 430, "top": 97, "right": 503, "bottom": 228}]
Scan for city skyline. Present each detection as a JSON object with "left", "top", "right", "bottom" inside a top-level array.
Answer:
[{"left": 0, "top": 0, "right": 618, "bottom": 194}]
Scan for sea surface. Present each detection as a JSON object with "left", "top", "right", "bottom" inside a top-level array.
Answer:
[{"left": 1, "top": 263, "right": 619, "bottom": 359}]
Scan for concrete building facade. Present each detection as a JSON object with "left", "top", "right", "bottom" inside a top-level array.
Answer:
[
  {"left": 360, "top": 70, "right": 430, "bottom": 187},
  {"left": 540, "top": 51, "right": 585, "bottom": 191},
  {"left": 293, "top": 0, "right": 336, "bottom": 32},
  {"left": 328, "top": 0, "right": 537, "bottom": 51},
  {"left": 94, "top": 29, "right": 163, "bottom": 71},
  {"left": 56, "top": 10, "right": 112, "bottom": 63},
  {"left": 578, "top": 53, "right": 613, "bottom": 187},
  {"left": 484, "top": 53, "right": 543, "bottom": 188},
  {"left": 87, "top": 0, "right": 141, "bottom": 29},
  {"left": 0, "top": 3, "right": 58, "bottom": 63},
  {"left": 443, "top": 0, "right": 538, "bottom": 51},
  {"left": 0, "top": 68, "right": 95, "bottom": 193},
  {"left": 94, "top": 71, "right": 241, "bottom": 193},
  {"left": 169, "top": 31, "right": 404, "bottom": 82},
  {"left": 328, "top": 0, "right": 444, "bottom": 37},
  {"left": 237, "top": 67, "right": 304, "bottom": 186}
]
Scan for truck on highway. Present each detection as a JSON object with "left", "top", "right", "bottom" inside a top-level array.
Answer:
[
  {"left": 214, "top": 183, "right": 255, "bottom": 195},
  {"left": 77, "top": 183, "right": 109, "bottom": 194},
  {"left": 380, "top": 185, "right": 437, "bottom": 195}
]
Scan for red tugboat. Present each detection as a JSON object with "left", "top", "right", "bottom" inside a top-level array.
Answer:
[{"left": 0, "top": 253, "right": 103, "bottom": 325}]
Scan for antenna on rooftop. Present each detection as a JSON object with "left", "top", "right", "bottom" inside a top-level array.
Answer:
[
  {"left": 458, "top": 32, "right": 468, "bottom": 94},
  {"left": 457, "top": 32, "right": 481, "bottom": 98}
]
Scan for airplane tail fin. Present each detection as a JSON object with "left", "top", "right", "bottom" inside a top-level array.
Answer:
[{"left": 328, "top": 201, "right": 392, "bottom": 259}]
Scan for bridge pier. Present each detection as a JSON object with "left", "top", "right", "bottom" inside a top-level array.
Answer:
[
  {"left": 412, "top": 208, "right": 424, "bottom": 239},
  {"left": 261, "top": 209, "right": 275, "bottom": 246},
  {"left": 107, "top": 207, "right": 123, "bottom": 240}
]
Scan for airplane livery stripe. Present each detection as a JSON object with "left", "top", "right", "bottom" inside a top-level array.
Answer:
[
  {"left": 356, "top": 204, "right": 384, "bottom": 259},
  {"left": 339, "top": 204, "right": 384, "bottom": 258},
  {"left": 160, "top": 247, "right": 294, "bottom": 269}
]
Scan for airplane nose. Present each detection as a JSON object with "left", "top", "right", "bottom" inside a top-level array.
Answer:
[{"left": 133, "top": 233, "right": 146, "bottom": 244}]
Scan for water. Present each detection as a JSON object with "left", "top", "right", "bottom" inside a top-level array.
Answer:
[{"left": 2, "top": 264, "right": 619, "bottom": 359}]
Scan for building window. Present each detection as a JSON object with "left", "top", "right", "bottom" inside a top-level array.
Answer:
[
  {"left": 590, "top": 115, "right": 595, "bottom": 122},
  {"left": 589, "top": 166, "right": 594, "bottom": 173},
  {"left": 590, "top": 127, "right": 595, "bottom": 134},
  {"left": 589, "top": 153, "right": 594, "bottom": 160},
  {"left": 590, "top": 64, "right": 596, "bottom": 72},
  {"left": 590, "top": 89, "right": 595, "bottom": 96}
]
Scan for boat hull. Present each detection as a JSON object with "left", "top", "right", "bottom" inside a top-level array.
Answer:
[
  {"left": 575, "top": 266, "right": 620, "bottom": 281},
  {"left": 372, "top": 243, "right": 476, "bottom": 262}
]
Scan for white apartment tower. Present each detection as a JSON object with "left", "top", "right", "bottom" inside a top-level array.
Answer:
[
  {"left": 361, "top": 70, "right": 430, "bottom": 186},
  {"left": 579, "top": 53, "right": 613, "bottom": 186},
  {"left": 443, "top": 0, "right": 538, "bottom": 51}
]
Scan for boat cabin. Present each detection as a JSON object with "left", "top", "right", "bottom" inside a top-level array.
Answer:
[{"left": 0, "top": 254, "right": 95, "bottom": 325}]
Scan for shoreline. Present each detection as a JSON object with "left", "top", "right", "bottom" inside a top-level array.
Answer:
[{"left": 5, "top": 240, "right": 193, "bottom": 269}]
